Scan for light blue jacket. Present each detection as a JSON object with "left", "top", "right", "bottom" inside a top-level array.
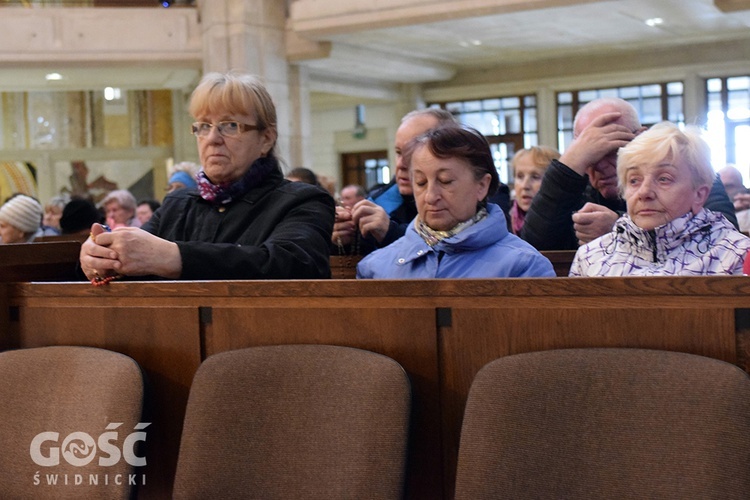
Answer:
[{"left": 356, "top": 204, "right": 555, "bottom": 279}]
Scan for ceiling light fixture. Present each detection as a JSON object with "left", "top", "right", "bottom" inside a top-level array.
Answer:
[
  {"left": 45, "top": 73, "right": 63, "bottom": 81},
  {"left": 645, "top": 17, "right": 664, "bottom": 27},
  {"left": 104, "top": 87, "right": 122, "bottom": 101}
]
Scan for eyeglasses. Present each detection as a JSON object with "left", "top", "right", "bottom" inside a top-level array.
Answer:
[{"left": 191, "top": 121, "right": 262, "bottom": 138}]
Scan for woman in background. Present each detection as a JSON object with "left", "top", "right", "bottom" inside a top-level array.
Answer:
[
  {"left": 167, "top": 161, "right": 200, "bottom": 193},
  {"left": 42, "top": 195, "right": 69, "bottom": 235},
  {"left": 510, "top": 146, "right": 560, "bottom": 235},
  {"left": 101, "top": 189, "right": 140, "bottom": 229},
  {"left": 0, "top": 194, "right": 43, "bottom": 244}
]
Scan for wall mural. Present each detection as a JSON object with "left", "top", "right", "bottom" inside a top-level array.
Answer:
[{"left": 0, "top": 161, "right": 37, "bottom": 203}]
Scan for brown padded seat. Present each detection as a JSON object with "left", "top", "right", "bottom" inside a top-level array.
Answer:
[
  {"left": 0, "top": 346, "right": 145, "bottom": 500},
  {"left": 173, "top": 344, "right": 411, "bottom": 499},
  {"left": 455, "top": 348, "right": 750, "bottom": 500}
]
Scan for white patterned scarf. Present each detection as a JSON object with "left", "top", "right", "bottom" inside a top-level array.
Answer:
[{"left": 415, "top": 207, "right": 488, "bottom": 247}]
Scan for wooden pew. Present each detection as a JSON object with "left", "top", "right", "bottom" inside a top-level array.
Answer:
[
  {"left": 540, "top": 249, "right": 576, "bottom": 276},
  {"left": 2, "top": 277, "right": 750, "bottom": 499},
  {"left": 33, "top": 233, "right": 89, "bottom": 244},
  {"left": 0, "top": 241, "right": 81, "bottom": 282},
  {"left": 329, "top": 250, "right": 577, "bottom": 278}
]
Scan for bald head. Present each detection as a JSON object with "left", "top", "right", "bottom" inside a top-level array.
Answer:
[
  {"left": 574, "top": 97, "right": 641, "bottom": 137},
  {"left": 394, "top": 110, "right": 459, "bottom": 196},
  {"left": 719, "top": 165, "right": 746, "bottom": 200}
]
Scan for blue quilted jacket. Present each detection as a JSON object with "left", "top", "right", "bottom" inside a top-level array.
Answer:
[{"left": 356, "top": 204, "right": 555, "bottom": 279}]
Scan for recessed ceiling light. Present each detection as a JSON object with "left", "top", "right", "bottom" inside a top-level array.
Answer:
[
  {"left": 45, "top": 73, "right": 63, "bottom": 81},
  {"left": 470, "top": 40, "right": 482, "bottom": 46},
  {"left": 645, "top": 17, "right": 664, "bottom": 27},
  {"left": 104, "top": 87, "right": 122, "bottom": 101}
]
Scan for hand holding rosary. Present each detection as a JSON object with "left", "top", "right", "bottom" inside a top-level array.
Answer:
[{"left": 89, "top": 224, "right": 123, "bottom": 286}]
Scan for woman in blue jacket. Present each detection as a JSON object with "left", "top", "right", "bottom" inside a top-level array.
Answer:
[{"left": 357, "top": 125, "right": 554, "bottom": 279}]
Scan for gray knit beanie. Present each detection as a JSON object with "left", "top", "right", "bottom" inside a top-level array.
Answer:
[{"left": 0, "top": 195, "right": 43, "bottom": 234}]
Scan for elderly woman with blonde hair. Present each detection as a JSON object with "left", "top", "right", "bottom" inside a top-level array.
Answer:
[
  {"left": 570, "top": 121, "right": 750, "bottom": 276},
  {"left": 510, "top": 146, "right": 560, "bottom": 235},
  {"left": 79, "top": 71, "right": 334, "bottom": 281}
]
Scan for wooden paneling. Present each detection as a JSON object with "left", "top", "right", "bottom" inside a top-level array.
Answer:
[
  {"left": 0, "top": 242, "right": 80, "bottom": 282},
  {"left": 2, "top": 277, "right": 750, "bottom": 499}
]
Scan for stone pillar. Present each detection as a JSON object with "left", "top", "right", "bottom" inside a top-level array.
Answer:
[
  {"left": 286, "top": 64, "right": 312, "bottom": 171},
  {"left": 197, "top": 0, "right": 305, "bottom": 170}
]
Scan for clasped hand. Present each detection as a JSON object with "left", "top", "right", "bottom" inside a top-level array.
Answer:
[
  {"left": 80, "top": 223, "right": 182, "bottom": 280},
  {"left": 572, "top": 203, "right": 619, "bottom": 245},
  {"left": 331, "top": 200, "right": 390, "bottom": 245}
]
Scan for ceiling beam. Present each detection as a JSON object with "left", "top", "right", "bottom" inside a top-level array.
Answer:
[
  {"left": 309, "top": 75, "right": 402, "bottom": 102},
  {"left": 299, "top": 43, "right": 456, "bottom": 84},
  {"left": 285, "top": 28, "right": 332, "bottom": 63},
  {"left": 714, "top": 0, "right": 750, "bottom": 12},
  {"left": 289, "top": 0, "right": 604, "bottom": 37}
]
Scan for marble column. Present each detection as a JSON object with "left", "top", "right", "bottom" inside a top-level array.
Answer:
[{"left": 197, "top": 0, "right": 308, "bottom": 170}]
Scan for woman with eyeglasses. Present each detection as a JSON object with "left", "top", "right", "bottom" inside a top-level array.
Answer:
[{"left": 79, "top": 71, "right": 334, "bottom": 281}]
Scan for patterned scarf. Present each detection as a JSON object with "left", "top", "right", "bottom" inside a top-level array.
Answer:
[
  {"left": 196, "top": 156, "right": 278, "bottom": 205},
  {"left": 510, "top": 200, "right": 525, "bottom": 235},
  {"left": 415, "top": 207, "right": 488, "bottom": 247}
]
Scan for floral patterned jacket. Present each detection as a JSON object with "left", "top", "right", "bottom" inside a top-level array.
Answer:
[{"left": 569, "top": 208, "right": 750, "bottom": 276}]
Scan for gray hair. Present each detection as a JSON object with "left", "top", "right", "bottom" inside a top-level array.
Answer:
[{"left": 100, "top": 189, "right": 137, "bottom": 214}]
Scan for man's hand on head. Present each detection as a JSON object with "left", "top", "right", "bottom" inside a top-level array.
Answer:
[{"left": 560, "top": 112, "right": 636, "bottom": 176}]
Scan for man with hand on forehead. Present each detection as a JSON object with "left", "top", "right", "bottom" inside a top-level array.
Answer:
[{"left": 521, "top": 97, "right": 736, "bottom": 250}]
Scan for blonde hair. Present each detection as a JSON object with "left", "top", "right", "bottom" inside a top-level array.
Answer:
[
  {"left": 617, "top": 121, "right": 714, "bottom": 196},
  {"left": 189, "top": 71, "right": 278, "bottom": 159},
  {"left": 511, "top": 146, "right": 560, "bottom": 172}
]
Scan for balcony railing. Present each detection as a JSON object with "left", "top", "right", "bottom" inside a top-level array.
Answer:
[{"left": 0, "top": 0, "right": 195, "bottom": 7}]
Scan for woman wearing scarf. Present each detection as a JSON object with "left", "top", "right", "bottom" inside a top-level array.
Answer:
[
  {"left": 509, "top": 146, "right": 560, "bottom": 235},
  {"left": 356, "top": 125, "right": 554, "bottom": 279},
  {"left": 79, "top": 71, "right": 334, "bottom": 281}
]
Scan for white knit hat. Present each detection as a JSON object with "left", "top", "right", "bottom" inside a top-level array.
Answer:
[{"left": 0, "top": 195, "right": 43, "bottom": 234}]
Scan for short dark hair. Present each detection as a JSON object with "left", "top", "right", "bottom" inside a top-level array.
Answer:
[
  {"left": 286, "top": 167, "right": 320, "bottom": 186},
  {"left": 404, "top": 125, "right": 499, "bottom": 201},
  {"left": 138, "top": 199, "right": 161, "bottom": 212},
  {"left": 60, "top": 198, "right": 103, "bottom": 234}
]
